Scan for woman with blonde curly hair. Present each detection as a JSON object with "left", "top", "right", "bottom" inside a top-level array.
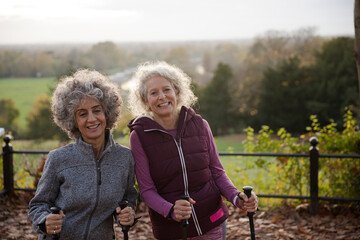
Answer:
[
  {"left": 29, "top": 69, "right": 137, "bottom": 240},
  {"left": 128, "top": 61, "right": 258, "bottom": 239}
]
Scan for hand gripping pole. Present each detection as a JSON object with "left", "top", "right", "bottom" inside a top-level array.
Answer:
[
  {"left": 118, "top": 200, "right": 130, "bottom": 240},
  {"left": 243, "top": 186, "right": 256, "bottom": 240},
  {"left": 181, "top": 195, "right": 190, "bottom": 240},
  {"left": 50, "top": 207, "right": 61, "bottom": 240}
]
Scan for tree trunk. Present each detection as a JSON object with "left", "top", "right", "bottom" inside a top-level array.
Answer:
[{"left": 355, "top": 0, "right": 360, "bottom": 98}]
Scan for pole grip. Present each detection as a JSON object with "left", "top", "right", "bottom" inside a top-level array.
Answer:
[
  {"left": 50, "top": 207, "right": 61, "bottom": 240},
  {"left": 118, "top": 200, "right": 128, "bottom": 210},
  {"left": 243, "top": 186, "right": 253, "bottom": 198},
  {"left": 118, "top": 200, "right": 130, "bottom": 238},
  {"left": 180, "top": 195, "right": 190, "bottom": 226},
  {"left": 243, "top": 186, "right": 256, "bottom": 240}
]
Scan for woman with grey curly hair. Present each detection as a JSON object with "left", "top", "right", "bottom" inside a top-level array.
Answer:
[
  {"left": 29, "top": 69, "right": 138, "bottom": 240},
  {"left": 128, "top": 61, "right": 258, "bottom": 239},
  {"left": 51, "top": 69, "right": 122, "bottom": 139}
]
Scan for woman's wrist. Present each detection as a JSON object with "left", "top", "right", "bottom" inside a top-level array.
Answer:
[
  {"left": 166, "top": 204, "right": 174, "bottom": 219},
  {"left": 237, "top": 192, "right": 244, "bottom": 201},
  {"left": 237, "top": 192, "right": 245, "bottom": 210}
]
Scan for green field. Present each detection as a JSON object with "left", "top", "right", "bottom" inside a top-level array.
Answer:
[{"left": 0, "top": 77, "right": 56, "bottom": 130}]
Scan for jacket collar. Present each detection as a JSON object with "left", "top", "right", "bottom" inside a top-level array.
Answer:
[
  {"left": 75, "top": 129, "right": 114, "bottom": 159},
  {"left": 128, "top": 106, "right": 196, "bottom": 138}
]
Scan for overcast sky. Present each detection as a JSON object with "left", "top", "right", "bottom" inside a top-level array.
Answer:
[{"left": 0, "top": 0, "right": 355, "bottom": 45}]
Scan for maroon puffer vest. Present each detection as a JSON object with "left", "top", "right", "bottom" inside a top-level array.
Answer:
[{"left": 128, "top": 106, "right": 228, "bottom": 239}]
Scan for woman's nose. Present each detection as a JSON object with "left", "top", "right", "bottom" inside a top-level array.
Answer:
[
  {"left": 87, "top": 112, "right": 96, "bottom": 121},
  {"left": 158, "top": 91, "right": 165, "bottom": 99}
]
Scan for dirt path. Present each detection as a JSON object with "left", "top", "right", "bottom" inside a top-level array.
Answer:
[{"left": 1, "top": 193, "right": 359, "bottom": 240}]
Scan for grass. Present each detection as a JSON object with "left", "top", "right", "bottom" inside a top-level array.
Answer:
[
  {"left": 0, "top": 77, "right": 57, "bottom": 131},
  {"left": 214, "top": 134, "right": 246, "bottom": 152}
]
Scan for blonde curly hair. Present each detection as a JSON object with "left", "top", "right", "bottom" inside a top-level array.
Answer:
[
  {"left": 51, "top": 69, "right": 122, "bottom": 139},
  {"left": 128, "top": 61, "right": 197, "bottom": 116}
]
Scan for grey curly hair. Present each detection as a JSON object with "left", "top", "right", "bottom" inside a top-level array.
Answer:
[
  {"left": 128, "top": 61, "right": 198, "bottom": 116},
  {"left": 51, "top": 69, "right": 122, "bottom": 139}
]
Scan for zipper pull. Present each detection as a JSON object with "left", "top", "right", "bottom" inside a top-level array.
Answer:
[
  {"left": 98, "top": 167, "right": 102, "bottom": 185},
  {"left": 96, "top": 159, "right": 102, "bottom": 185}
]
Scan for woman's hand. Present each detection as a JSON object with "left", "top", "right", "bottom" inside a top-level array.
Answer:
[
  {"left": 116, "top": 206, "right": 135, "bottom": 226},
  {"left": 173, "top": 197, "right": 196, "bottom": 222},
  {"left": 45, "top": 210, "right": 65, "bottom": 235},
  {"left": 238, "top": 192, "right": 258, "bottom": 212}
]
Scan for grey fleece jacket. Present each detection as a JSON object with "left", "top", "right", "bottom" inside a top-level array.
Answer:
[{"left": 28, "top": 132, "right": 137, "bottom": 240}]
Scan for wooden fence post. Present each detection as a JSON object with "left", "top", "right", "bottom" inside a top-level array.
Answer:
[
  {"left": 309, "top": 137, "right": 319, "bottom": 215},
  {"left": 2, "top": 135, "right": 14, "bottom": 195}
]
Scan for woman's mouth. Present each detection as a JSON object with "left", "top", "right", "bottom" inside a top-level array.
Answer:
[
  {"left": 87, "top": 124, "right": 100, "bottom": 129},
  {"left": 158, "top": 102, "right": 170, "bottom": 107}
]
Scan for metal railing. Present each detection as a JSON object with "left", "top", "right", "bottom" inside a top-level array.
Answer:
[{"left": 1, "top": 135, "right": 360, "bottom": 215}]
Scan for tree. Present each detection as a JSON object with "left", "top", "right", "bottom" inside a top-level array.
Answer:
[
  {"left": 13, "top": 54, "right": 34, "bottom": 77},
  {"left": 309, "top": 37, "right": 359, "bottom": 126},
  {"left": 165, "top": 46, "right": 191, "bottom": 73},
  {"left": 34, "top": 52, "right": 57, "bottom": 77},
  {"left": 211, "top": 43, "right": 246, "bottom": 72},
  {"left": 87, "top": 41, "right": 123, "bottom": 71},
  {"left": 355, "top": 0, "right": 360, "bottom": 98},
  {"left": 202, "top": 51, "right": 212, "bottom": 73},
  {"left": 257, "top": 57, "right": 311, "bottom": 132},
  {"left": 0, "top": 98, "right": 20, "bottom": 135},
  {"left": 256, "top": 37, "right": 358, "bottom": 132},
  {"left": 199, "top": 63, "right": 235, "bottom": 136},
  {"left": 235, "top": 28, "right": 324, "bottom": 127},
  {"left": 26, "top": 94, "right": 67, "bottom": 140},
  {"left": 0, "top": 50, "right": 22, "bottom": 77}
]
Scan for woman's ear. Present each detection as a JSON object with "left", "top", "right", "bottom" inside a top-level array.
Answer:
[{"left": 142, "top": 97, "right": 150, "bottom": 111}]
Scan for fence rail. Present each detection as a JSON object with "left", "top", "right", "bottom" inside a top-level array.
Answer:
[{"left": 1, "top": 135, "right": 360, "bottom": 215}]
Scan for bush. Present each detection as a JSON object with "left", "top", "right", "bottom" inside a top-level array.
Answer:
[
  {"left": 306, "top": 108, "right": 360, "bottom": 198},
  {"left": 237, "top": 107, "right": 360, "bottom": 203},
  {"left": 0, "top": 98, "right": 20, "bottom": 136}
]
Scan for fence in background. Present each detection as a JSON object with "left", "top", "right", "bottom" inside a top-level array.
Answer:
[{"left": 1, "top": 135, "right": 360, "bottom": 215}]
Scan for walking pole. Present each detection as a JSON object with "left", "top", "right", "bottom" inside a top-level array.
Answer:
[
  {"left": 181, "top": 195, "right": 190, "bottom": 240},
  {"left": 243, "top": 186, "right": 256, "bottom": 240},
  {"left": 118, "top": 200, "right": 130, "bottom": 240},
  {"left": 50, "top": 207, "right": 61, "bottom": 240}
]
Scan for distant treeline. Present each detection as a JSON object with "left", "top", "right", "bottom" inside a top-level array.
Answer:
[{"left": 0, "top": 28, "right": 358, "bottom": 139}]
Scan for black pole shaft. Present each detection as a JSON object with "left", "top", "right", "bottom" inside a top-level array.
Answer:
[
  {"left": 248, "top": 214, "right": 255, "bottom": 240},
  {"left": 243, "top": 186, "right": 255, "bottom": 240}
]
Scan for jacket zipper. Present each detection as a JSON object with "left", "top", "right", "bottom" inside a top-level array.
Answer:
[
  {"left": 83, "top": 158, "right": 102, "bottom": 240},
  {"left": 173, "top": 139, "right": 202, "bottom": 236}
]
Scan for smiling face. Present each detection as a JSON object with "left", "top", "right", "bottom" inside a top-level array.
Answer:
[
  {"left": 145, "top": 76, "right": 178, "bottom": 120},
  {"left": 75, "top": 96, "right": 106, "bottom": 145}
]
